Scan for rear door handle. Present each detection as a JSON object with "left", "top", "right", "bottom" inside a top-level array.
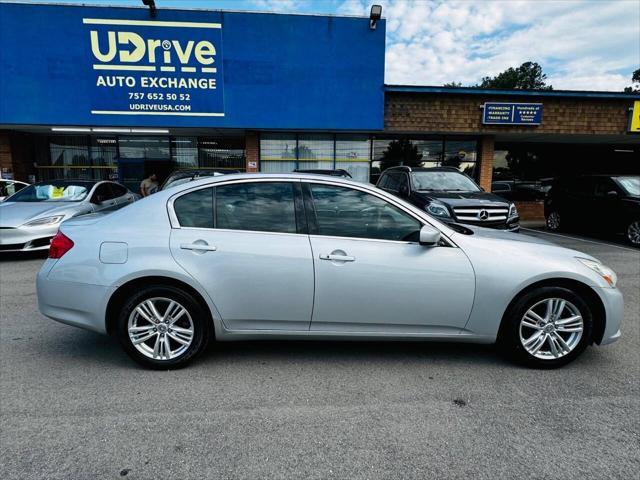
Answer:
[
  {"left": 319, "top": 254, "right": 355, "bottom": 262},
  {"left": 180, "top": 243, "right": 217, "bottom": 252}
]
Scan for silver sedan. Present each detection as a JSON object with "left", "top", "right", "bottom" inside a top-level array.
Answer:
[
  {"left": 36, "top": 174, "right": 623, "bottom": 369},
  {"left": 0, "top": 180, "right": 138, "bottom": 252}
]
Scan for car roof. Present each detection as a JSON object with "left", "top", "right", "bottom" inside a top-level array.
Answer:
[{"left": 383, "top": 166, "right": 461, "bottom": 173}]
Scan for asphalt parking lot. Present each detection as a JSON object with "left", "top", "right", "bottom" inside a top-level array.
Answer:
[{"left": 1, "top": 230, "right": 638, "bottom": 480}]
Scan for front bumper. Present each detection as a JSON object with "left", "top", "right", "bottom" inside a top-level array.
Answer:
[
  {"left": 0, "top": 225, "right": 57, "bottom": 252},
  {"left": 37, "top": 261, "right": 114, "bottom": 334},
  {"left": 596, "top": 286, "right": 624, "bottom": 346}
]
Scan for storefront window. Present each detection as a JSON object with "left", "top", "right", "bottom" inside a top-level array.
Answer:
[
  {"left": 171, "top": 137, "right": 198, "bottom": 168},
  {"left": 260, "top": 133, "right": 297, "bottom": 173},
  {"left": 371, "top": 137, "right": 478, "bottom": 182},
  {"left": 118, "top": 137, "right": 170, "bottom": 160},
  {"left": 198, "top": 137, "right": 246, "bottom": 171},
  {"left": 297, "top": 134, "right": 333, "bottom": 170},
  {"left": 336, "top": 135, "right": 370, "bottom": 182},
  {"left": 443, "top": 140, "right": 477, "bottom": 178}
]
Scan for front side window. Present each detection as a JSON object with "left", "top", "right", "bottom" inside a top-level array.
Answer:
[
  {"left": 309, "top": 184, "right": 422, "bottom": 242},
  {"left": 174, "top": 188, "right": 214, "bottom": 228},
  {"left": 216, "top": 182, "right": 297, "bottom": 234}
]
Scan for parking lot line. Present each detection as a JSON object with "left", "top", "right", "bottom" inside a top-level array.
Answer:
[{"left": 522, "top": 228, "right": 639, "bottom": 253}]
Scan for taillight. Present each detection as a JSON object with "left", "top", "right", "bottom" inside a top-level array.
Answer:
[{"left": 48, "top": 231, "right": 74, "bottom": 259}]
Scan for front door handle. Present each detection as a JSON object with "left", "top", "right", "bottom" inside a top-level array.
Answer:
[
  {"left": 319, "top": 253, "right": 355, "bottom": 262},
  {"left": 180, "top": 242, "right": 217, "bottom": 252}
]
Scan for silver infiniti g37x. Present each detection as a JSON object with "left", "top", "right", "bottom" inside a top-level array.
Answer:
[{"left": 36, "top": 174, "right": 623, "bottom": 369}]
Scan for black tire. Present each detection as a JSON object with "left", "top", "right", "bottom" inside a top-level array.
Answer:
[
  {"left": 116, "top": 285, "right": 212, "bottom": 369},
  {"left": 499, "top": 286, "right": 593, "bottom": 368},
  {"left": 545, "top": 210, "right": 562, "bottom": 232},
  {"left": 625, "top": 219, "right": 640, "bottom": 247}
]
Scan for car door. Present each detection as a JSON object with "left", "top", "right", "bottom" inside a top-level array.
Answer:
[
  {"left": 169, "top": 180, "right": 315, "bottom": 331},
  {"left": 592, "top": 177, "right": 621, "bottom": 231},
  {"left": 90, "top": 183, "right": 119, "bottom": 212},
  {"left": 304, "top": 182, "right": 475, "bottom": 334}
]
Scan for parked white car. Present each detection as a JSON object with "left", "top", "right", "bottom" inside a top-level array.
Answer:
[
  {"left": 37, "top": 174, "right": 622, "bottom": 369},
  {"left": 0, "top": 180, "right": 138, "bottom": 252}
]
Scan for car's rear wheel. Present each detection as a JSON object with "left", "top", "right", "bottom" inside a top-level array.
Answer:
[
  {"left": 546, "top": 210, "right": 562, "bottom": 231},
  {"left": 626, "top": 220, "right": 640, "bottom": 246},
  {"left": 500, "top": 286, "right": 593, "bottom": 368},
  {"left": 116, "top": 286, "right": 211, "bottom": 369}
]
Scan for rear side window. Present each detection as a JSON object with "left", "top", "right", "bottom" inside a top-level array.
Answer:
[
  {"left": 174, "top": 188, "right": 214, "bottom": 228},
  {"left": 215, "top": 182, "right": 297, "bottom": 234}
]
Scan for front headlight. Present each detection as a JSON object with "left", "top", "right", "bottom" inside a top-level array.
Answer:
[
  {"left": 426, "top": 201, "right": 451, "bottom": 218},
  {"left": 508, "top": 203, "right": 519, "bottom": 219},
  {"left": 22, "top": 215, "right": 65, "bottom": 227},
  {"left": 577, "top": 257, "right": 617, "bottom": 288}
]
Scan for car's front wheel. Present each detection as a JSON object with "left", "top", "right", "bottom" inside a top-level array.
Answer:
[
  {"left": 546, "top": 210, "right": 562, "bottom": 231},
  {"left": 500, "top": 286, "right": 593, "bottom": 368},
  {"left": 626, "top": 220, "right": 640, "bottom": 247},
  {"left": 116, "top": 286, "right": 211, "bottom": 369}
]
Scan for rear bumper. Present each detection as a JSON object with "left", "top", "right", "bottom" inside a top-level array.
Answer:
[
  {"left": 596, "top": 286, "right": 624, "bottom": 346},
  {"left": 37, "top": 262, "right": 113, "bottom": 334},
  {"left": 0, "top": 225, "right": 57, "bottom": 252}
]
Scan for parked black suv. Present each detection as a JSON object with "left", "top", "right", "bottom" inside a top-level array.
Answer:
[
  {"left": 377, "top": 166, "right": 520, "bottom": 231},
  {"left": 545, "top": 175, "right": 640, "bottom": 246}
]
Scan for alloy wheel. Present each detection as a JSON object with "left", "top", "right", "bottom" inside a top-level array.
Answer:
[
  {"left": 127, "top": 297, "right": 194, "bottom": 361},
  {"left": 546, "top": 211, "right": 561, "bottom": 231},
  {"left": 519, "top": 298, "right": 583, "bottom": 360},
  {"left": 627, "top": 220, "right": 640, "bottom": 246}
]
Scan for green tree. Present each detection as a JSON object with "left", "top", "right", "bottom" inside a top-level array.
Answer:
[
  {"left": 623, "top": 68, "right": 640, "bottom": 92},
  {"left": 380, "top": 139, "right": 423, "bottom": 171},
  {"left": 443, "top": 81, "right": 463, "bottom": 87},
  {"left": 478, "top": 62, "right": 553, "bottom": 90}
]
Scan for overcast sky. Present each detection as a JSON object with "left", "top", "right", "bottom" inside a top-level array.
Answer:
[{"left": 27, "top": 0, "right": 640, "bottom": 91}]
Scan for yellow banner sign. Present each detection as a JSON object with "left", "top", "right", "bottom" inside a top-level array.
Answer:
[{"left": 630, "top": 101, "right": 640, "bottom": 132}]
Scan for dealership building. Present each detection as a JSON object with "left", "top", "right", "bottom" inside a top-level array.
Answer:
[{"left": 1, "top": 2, "right": 639, "bottom": 219}]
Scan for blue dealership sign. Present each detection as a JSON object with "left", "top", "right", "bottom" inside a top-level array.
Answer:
[
  {"left": 482, "top": 103, "right": 543, "bottom": 125},
  {"left": 0, "top": 3, "right": 385, "bottom": 130},
  {"left": 85, "top": 16, "right": 224, "bottom": 118}
]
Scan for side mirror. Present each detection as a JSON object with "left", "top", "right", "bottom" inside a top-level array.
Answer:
[
  {"left": 398, "top": 184, "right": 409, "bottom": 196},
  {"left": 419, "top": 224, "right": 441, "bottom": 246},
  {"left": 91, "top": 195, "right": 104, "bottom": 204}
]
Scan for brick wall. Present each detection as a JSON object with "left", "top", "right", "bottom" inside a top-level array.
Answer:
[
  {"left": 245, "top": 131, "right": 259, "bottom": 173},
  {"left": 384, "top": 92, "right": 634, "bottom": 135},
  {"left": 477, "top": 136, "right": 494, "bottom": 191},
  {"left": 516, "top": 201, "right": 545, "bottom": 222}
]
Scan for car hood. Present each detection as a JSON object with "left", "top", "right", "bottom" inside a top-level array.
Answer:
[
  {"left": 452, "top": 225, "right": 599, "bottom": 263},
  {"left": 0, "top": 201, "right": 88, "bottom": 227},
  {"left": 416, "top": 190, "right": 510, "bottom": 207}
]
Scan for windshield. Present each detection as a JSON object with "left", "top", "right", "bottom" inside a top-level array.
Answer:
[
  {"left": 412, "top": 171, "right": 480, "bottom": 192},
  {"left": 614, "top": 176, "right": 640, "bottom": 196},
  {"left": 7, "top": 182, "right": 92, "bottom": 202}
]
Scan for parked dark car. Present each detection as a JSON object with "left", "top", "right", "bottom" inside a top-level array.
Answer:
[
  {"left": 293, "top": 169, "right": 352, "bottom": 178},
  {"left": 161, "top": 169, "right": 241, "bottom": 190},
  {"left": 545, "top": 175, "right": 640, "bottom": 246},
  {"left": 377, "top": 166, "right": 520, "bottom": 231}
]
